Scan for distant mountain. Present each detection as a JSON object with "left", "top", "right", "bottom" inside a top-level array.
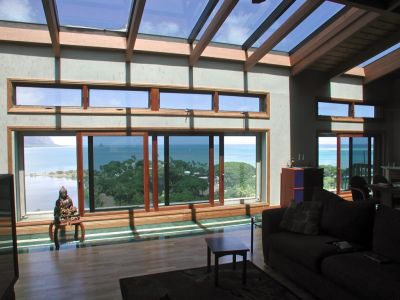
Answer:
[{"left": 24, "top": 136, "right": 58, "bottom": 147}]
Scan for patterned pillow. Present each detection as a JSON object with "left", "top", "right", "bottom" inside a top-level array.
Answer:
[{"left": 280, "top": 201, "right": 322, "bottom": 235}]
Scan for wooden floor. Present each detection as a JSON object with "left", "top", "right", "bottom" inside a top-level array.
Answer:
[{"left": 15, "top": 226, "right": 315, "bottom": 300}]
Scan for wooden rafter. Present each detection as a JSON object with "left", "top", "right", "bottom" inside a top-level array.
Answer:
[
  {"left": 290, "top": 8, "right": 379, "bottom": 76},
  {"left": 126, "top": 0, "right": 146, "bottom": 62},
  {"left": 244, "top": 0, "right": 323, "bottom": 72},
  {"left": 189, "top": 0, "right": 238, "bottom": 66},
  {"left": 242, "top": 0, "right": 295, "bottom": 50},
  {"left": 188, "top": 0, "right": 219, "bottom": 44},
  {"left": 42, "top": 0, "right": 60, "bottom": 57},
  {"left": 329, "top": 30, "right": 400, "bottom": 78},
  {"left": 364, "top": 48, "right": 400, "bottom": 83},
  {"left": 329, "top": 0, "right": 400, "bottom": 17}
]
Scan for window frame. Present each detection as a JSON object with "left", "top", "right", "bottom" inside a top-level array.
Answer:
[{"left": 316, "top": 97, "right": 382, "bottom": 122}]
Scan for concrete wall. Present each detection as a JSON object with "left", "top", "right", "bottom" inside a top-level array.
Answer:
[{"left": 0, "top": 43, "right": 291, "bottom": 207}]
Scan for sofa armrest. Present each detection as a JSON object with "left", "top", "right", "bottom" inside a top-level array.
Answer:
[{"left": 262, "top": 208, "right": 286, "bottom": 264}]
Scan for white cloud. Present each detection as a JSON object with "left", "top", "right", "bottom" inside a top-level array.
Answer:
[
  {"left": 50, "top": 137, "right": 76, "bottom": 146},
  {"left": 140, "top": 20, "right": 180, "bottom": 37},
  {"left": 225, "top": 136, "right": 256, "bottom": 145},
  {"left": 0, "top": 0, "right": 36, "bottom": 22}
]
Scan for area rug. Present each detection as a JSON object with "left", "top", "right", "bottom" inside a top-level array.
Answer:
[{"left": 120, "top": 262, "right": 299, "bottom": 300}]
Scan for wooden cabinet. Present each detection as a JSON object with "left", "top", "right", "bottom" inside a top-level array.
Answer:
[{"left": 280, "top": 167, "right": 323, "bottom": 208}]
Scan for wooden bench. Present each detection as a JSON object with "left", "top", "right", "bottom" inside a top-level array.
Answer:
[{"left": 49, "top": 219, "right": 85, "bottom": 250}]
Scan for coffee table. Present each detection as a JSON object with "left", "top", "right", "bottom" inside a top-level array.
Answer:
[{"left": 205, "top": 237, "right": 249, "bottom": 286}]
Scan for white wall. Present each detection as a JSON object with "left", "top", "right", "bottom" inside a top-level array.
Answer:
[{"left": 0, "top": 44, "right": 292, "bottom": 205}]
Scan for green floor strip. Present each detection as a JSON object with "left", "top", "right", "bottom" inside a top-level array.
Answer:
[{"left": 17, "top": 215, "right": 259, "bottom": 252}]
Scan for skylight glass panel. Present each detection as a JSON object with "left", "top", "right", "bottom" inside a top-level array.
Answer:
[
  {"left": 211, "top": 0, "right": 284, "bottom": 45},
  {"left": 56, "top": 0, "right": 133, "bottom": 31},
  {"left": 0, "top": 0, "right": 46, "bottom": 24},
  {"left": 274, "top": 1, "right": 345, "bottom": 52},
  {"left": 359, "top": 42, "right": 400, "bottom": 67},
  {"left": 139, "top": 0, "right": 209, "bottom": 39},
  {"left": 253, "top": 0, "right": 306, "bottom": 48}
]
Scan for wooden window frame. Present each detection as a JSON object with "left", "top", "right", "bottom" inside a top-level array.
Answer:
[
  {"left": 316, "top": 97, "right": 382, "bottom": 123},
  {"left": 8, "top": 79, "right": 270, "bottom": 119}
]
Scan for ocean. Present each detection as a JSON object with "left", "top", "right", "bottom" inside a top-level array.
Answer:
[{"left": 23, "top": 143, "right": 371, "bottom": 212}]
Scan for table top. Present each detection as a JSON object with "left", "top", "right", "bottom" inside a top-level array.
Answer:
[{"left": 205, "top": 237, "right": 249, "bottom": 253}]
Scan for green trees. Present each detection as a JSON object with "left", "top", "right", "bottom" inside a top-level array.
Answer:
[{"left": 86, "top": 156, "right": 257, "bottom": 207}]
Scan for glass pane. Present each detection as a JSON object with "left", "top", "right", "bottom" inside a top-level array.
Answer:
[
  {"left": 318, "top": 102, "right": 349, "bottom": 117},
  {"left": 352, "top": 137, "right": 369, "bottom": 179},
  {"left": 139, "top": 0, "right": 208, "bottom": 38},
  {"left": 0, "top": 0, "right": 46, "bottom": 24},
  {"left": 24, "top": 136, "right": 77, "bottom": 213},
  {"left": 83, "top": 136, "right": 89, "bottom": 210},
  {"left": 56, "top": 0, "right": 133, "bottom": 31},
  {"left": 211, "top": 0, "right": 284, "bottom": 45},
  {"left": 89, "top": 89, "right": 149, "bottom": 108},
  {"left": 359, "top": 42, "right": 400, "bottom": 67},
  {"left": 16, "top": 86, "right": 82, "bottom": 107},
  {"left": 274, "top": 1, "right": 345, "bottom": 52},
  {"left": 340, "top": 137, "right": 349, "bottom": 191},
  {"left": 214, "top": 136, "right": 219, "bottom": 201},
  {"left": 318, "top": 137, "right": 337, "bottom": 191},
  {"left": 224, "top": 136, "right": 256, "bottom": 199},
  {"left": 160, "top": 92, "right": 211, "bottom": 110},
  {"left": 93, "top": 136, "right": 144, "bottom": 209},
  {"left": 219, "top": 95, "right": 261, "bottom": 112},
  {"left": 354, "top": 105, "right": 375, "bottom": 118},
  {"left": 157, "top": 136, "right": 165, "bottom": 205},
  {"left": 169, "top": 136, "right": 209, "bottom": 203},
  {"left": 253, "top": 0, "right": 306, "bottom": 48}
]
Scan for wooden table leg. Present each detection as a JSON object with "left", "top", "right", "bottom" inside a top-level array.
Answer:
[
  {"left": 233, "top": 254, "right": 236, "bottom": 270},
  {"left": 242, "top": 251, "right": 247, "bottom": 285},
  {"left": 54, "top": 225, "right": 60, "bottom": 250},
  {"left": 207, "top": 246, "right": 211, "bottom": 273},
  {"left": 79, "top": 222, "right": 85, "bottom": 242},
  {"left": 215, "top": 254, "right": 219, "bottom": 286},
  {"left": 49, "top": 222, "right": 54, "bottom": 242},
  {"left": 74, "top": 224, "right": 79, "bottom": 240}
]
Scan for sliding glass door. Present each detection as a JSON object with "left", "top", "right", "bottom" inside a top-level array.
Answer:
[{"left": 319, "top": 134, "right": 379, "bottom": 194}]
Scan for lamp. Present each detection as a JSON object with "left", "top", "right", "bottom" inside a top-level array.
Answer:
[{"left": 252, "top": 0, "right": 266, "bottom": 3}]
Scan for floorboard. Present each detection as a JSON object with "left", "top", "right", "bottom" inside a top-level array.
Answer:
[{"left": 14, "top": 226, "right": 315, "bottom": 300}]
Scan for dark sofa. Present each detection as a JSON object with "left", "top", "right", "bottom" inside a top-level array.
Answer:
[{"left": 262, "top": 190, "right": 400, "bottom": 300}]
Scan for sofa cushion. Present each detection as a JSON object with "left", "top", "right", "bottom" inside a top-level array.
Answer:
[
  {"left": 268, "top": 232, "right": 339, "bottom": 273},
  {"left": 373, "top": 205, "right": 400, "bottom": 263},
  {"left": 322, "top": 252, "right": 400, "bottom": 300},
  {"left": 280, "top": 201, "right": 322, "bottom": 235},
  {"left": 314, "top": 189, "right": 375, "bottom": 245}
]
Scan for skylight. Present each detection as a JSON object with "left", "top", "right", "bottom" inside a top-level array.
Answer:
[
  {"left": 211, "top": 0, "right": 284, "bottom": 46},
  {"left": 56, "top": 0, "right": 133, "bottom": 31},
  {"left": 139, "top": 0, "right": 209, "bottom": 39},
  {"left": 0, "top": 0, "right": 46, "bottom": 24},
  {"left": 252, "top": 0, "right": 344, "bottom": 52},
  {"left": 359, "top": 42, "right": 400, "bottom": 67},
  {"left": 252, "top": 0, "right": 306, "bottom": 48}
]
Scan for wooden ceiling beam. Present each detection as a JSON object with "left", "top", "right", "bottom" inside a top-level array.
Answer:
[
  {"left": 126, "top": 0, "right": 146, "bottom": 62},
  {"left": 364, "top": 47, "right": 400, "bottom": 83},
  {"left": 329, "top": 0, "right": 400, "bottom": 17},
  {"left": 329, "top": 30, "right": 400, "bottom": 78},
  {"left": 291, "top": 9, "right": 379, "bottom": 76},
  {"left": 189, "top": 0, "right": 238, "bottom": 66},
  {"left": 244, "top": 0, "right": 323, "bottom": 72},
  {"left": 42, "top": 0, "right": 60, "bottom": 57}
]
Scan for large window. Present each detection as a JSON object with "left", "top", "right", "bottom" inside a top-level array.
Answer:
[
  {"left": 168, "top": 136, "right": 209, "bottom": 203},
  {"left": 318, "top": 134, "right": 378, "bottom": 194},
  {"left": 23, "top": 136, "right": 77, "bottom": 213},
  {"left": 224, "top": 136, "right": 257, "bottom": 199}
]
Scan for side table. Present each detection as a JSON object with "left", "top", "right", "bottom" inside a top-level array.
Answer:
[
  {"left": 49, "top": 219, "right": 85, "bottom": 250},
  {"left": 205, "top": 237, "right": 249, "bottom": 286}
]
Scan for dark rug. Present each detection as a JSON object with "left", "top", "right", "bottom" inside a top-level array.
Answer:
[{"left": 120, "top": 262, "right": 300, "bottom": 300}]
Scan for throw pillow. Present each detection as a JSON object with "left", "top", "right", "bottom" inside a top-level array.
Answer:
[
  {"left": 280, "top": 201, "right": 322, "bottom": 235},
  {"left": 373, "top": 205, "right": 400, "bottom": 263}
]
